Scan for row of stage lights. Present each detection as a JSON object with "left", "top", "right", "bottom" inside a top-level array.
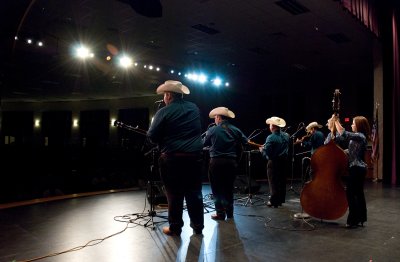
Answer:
[
  {"left": 14, "top": 36, "right": 230, "bottom": 87},
  {"left": 34, "top": 118, "right": 120, "bottom": 128},
  {"left": 75, "top": 45, "right": 230, "bottom": 87}
]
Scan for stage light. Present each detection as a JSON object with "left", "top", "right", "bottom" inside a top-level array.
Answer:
[
  {"left": 212, "top": 78, "right": 222, "bottom": 87},
  {"left": 75, "top": 45, "right": 93, "bottom": 59},
  {"left": 119, "top": 56, "right": 133, "bottom": 68},
  {"left": 73, "top": 119, "right": 79, "bottom": 128},
  {"left": 34, "top": 119, "right": 40, "bottom": 128},
  {"left": 198, "top": 74, "right": 207, "bottom": 83}
]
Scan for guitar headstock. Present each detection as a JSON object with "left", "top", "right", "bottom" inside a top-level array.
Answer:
[{"left": 113, "top": 120, "right": 124, "bottom": 127}]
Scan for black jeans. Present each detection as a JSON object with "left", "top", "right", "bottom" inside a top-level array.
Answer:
[
  {"left": 267, "top": 156, "right": 288, "bottom": 205},
  {"left": 158, "top": 153, "right": 204, "bottom": 233},
  {"left": 346, "top": 166, "right": 367, "bottom": 225},
  {"left": 208, "top": 157, "right": 238, "bottom": 217}
]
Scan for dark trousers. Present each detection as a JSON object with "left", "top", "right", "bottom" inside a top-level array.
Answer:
[
  {"left": 158, "top": 154, "right": 204, "bottom": 233},
  {"left": 346, "top": 166, "right": 367, "bottom": 225},
  {"left": 267, "top": 157, "right": 287, "bottom": 205},
  {"left": 208, "top": 158, "right": 238, "bottom": 217}
]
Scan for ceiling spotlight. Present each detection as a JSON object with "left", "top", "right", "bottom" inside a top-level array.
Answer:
[
  {"left": 119, "top": 56, "right": 133, "bottom": 68},
  {"left": 75, "top": 46, "right": 93, "bottom": 59}
]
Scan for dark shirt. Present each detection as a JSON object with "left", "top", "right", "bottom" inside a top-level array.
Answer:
[
  {"left": 302, "top": 130, "right": 325, "bottom": 154},
  {"left": 261, "top": 130, "right": 290, "bottom": 160},
  {"left": 203, "top": 120, "right": 248, "bottom": 158},
  {"left": 147, "top": 98, "right": 203, "bottom": 153}
]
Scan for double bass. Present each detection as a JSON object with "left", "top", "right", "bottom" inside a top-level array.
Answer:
[{"left": 300, "top": 89, "right": 348, "bottom": 220}]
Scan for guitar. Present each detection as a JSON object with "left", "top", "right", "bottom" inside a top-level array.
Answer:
[{"left": 113, "top": 120, "right": 147, "bottom": 136}]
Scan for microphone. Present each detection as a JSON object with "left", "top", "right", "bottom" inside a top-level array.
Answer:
[
  {"left": 208, "top": 123, "right": 216, "bottom": 128},
  {"left": 154, "top": 99, "right": 164, "bottom": 104}
]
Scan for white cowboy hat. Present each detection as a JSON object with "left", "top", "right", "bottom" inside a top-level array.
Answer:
[
  {"left": 266, "top": 116, "right": 286, "bottom": 127},
  {"left": 156, "top": 80, "right": 190, "bottom": 94},
  {"left": 209, "top": 107, "right": 235, "bottom": 119},
  {"left": 306, "top": 121, "right": 323, "bottom": 132}
]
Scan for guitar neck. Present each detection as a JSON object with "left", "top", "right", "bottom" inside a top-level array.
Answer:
[
  {"left": 114, "top": 121, "right": 147, "bottom": 136},
  {"left": 248, "top": 140, "right": 263, "bottom": 147}
]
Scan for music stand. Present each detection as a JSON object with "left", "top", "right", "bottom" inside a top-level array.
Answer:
[{"left": 235, "top": 150, "right": 264, "bottom": 206}]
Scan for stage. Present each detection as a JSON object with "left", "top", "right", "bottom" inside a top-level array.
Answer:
[{"left": 1, "top": 181, "right": 399, "bottom": 262}]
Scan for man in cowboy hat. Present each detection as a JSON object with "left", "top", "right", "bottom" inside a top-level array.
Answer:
[
  {"left": 147, "top": 80, "right": 204, "bottom": 236},
  {"left": 295, "top": 121, "right": 326, "bottom": 183},
  {"left": 203, "top": 107, "right": 248, "bottom": 220},
  {"left": 260, "top": 116, "right": 290, "bottom": 208},
  {"left": 296, "top": 121, "right": 325, "bottom": 155}
]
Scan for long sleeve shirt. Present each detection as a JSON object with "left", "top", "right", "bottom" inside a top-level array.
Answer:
[
  {"left": 147, "top": 98, "right": 203, "bottom": 153},
  {"left": 203, "top": 120, "right": 248, "bottom": 158},
  {"left": 302, "top": 130, "right": 325, "bottom": 154},
  {"left": 261, "top": 130, "right": 290, "bottom": 160},
  {"left": 335, "top": 130, "right": 368, "bottom": 169}
]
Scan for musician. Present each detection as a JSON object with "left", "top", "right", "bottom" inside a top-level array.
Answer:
[
  {"left": 147, "top": 80, "right": 204, "bottom": 236},
  {"left": 328, "top": 115, "right": 371, "bottom": 228},
  {"left": 259, "top": 116, "right": 290, "bottom": 208},
  {"left": 296, "top": 122, "right": 325, "bottom": 182},
  {"left": 202, "top": 107, "right": 248, "bottom": 220},
  {"left": 296, "top": 122, "right": 325, "bottom": 155}
]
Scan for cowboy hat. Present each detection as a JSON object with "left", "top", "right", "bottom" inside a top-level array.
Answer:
[
  {"left": 266, "top": 116, "right": 286, "bottom": 127},
  {"left": 156, "top": 80, "right": 190, "bottom": 94},
  {"left": 306, "top": 121, "right": 323, "bottom": 132},
  {"left": 209, "top": 107, "right": 235, "bottom": 119}
]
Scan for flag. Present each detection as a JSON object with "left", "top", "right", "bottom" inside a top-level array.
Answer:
[{"left": 371, "top": 103, "right": 379, "bottom": 162}]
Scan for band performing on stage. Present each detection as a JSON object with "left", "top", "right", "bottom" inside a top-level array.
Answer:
[{"left": 127, "top": 81, "right": 371, "bottom": 236}]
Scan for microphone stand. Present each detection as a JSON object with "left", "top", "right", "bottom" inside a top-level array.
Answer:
[
  {"left": 236, "top": 129, "right": 265, "bottom": 207},
  {"left": 130, "top": 100, "right": 168, "bottom": 229},
  {"left": 288, "top": 124, "right": 304, "bottom": 194}
]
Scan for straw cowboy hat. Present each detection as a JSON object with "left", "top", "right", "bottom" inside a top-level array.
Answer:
[
  {"left": 266, "top": 116, "right": 286, "bottom": 127},
  {"left": 156, "top": 80, "right": 190, "bottom": 94},
  {"left": 209, "top": 107, "right": 235, "bottom": 119},
  {"left": 305, "top": 121, "right": 323, "bottom": 132}
]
